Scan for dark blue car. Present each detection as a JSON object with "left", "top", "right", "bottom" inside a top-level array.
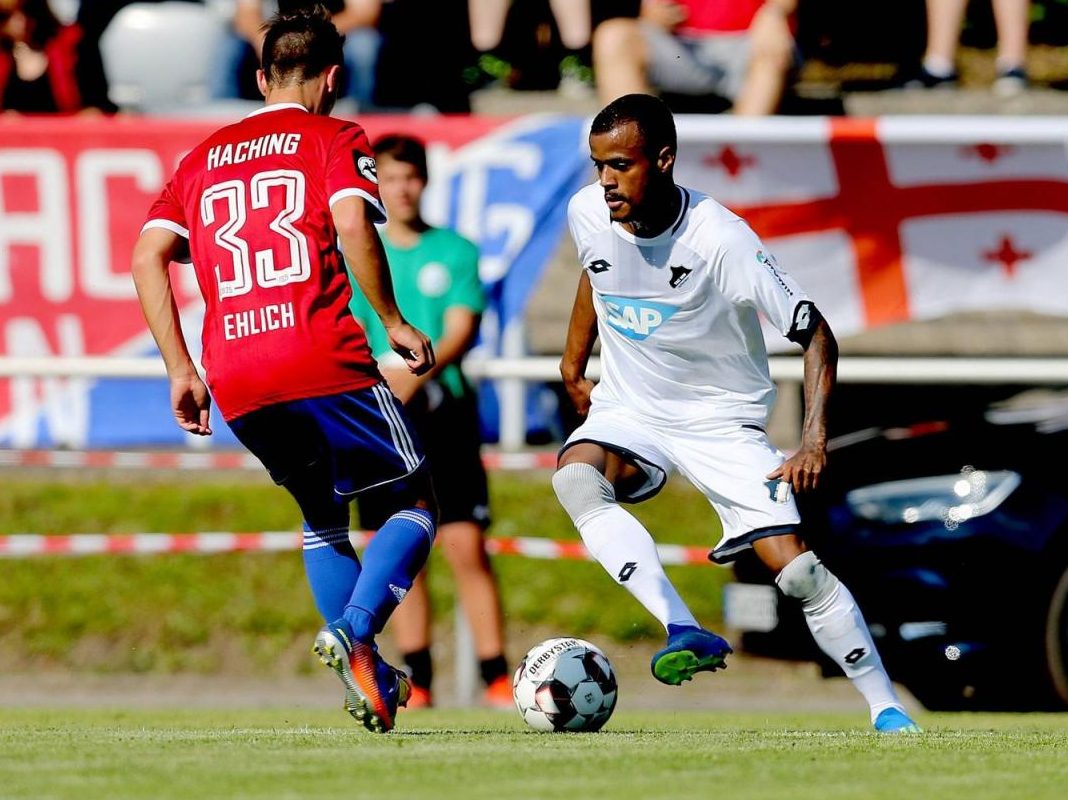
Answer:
[{"left": 725, "top": 396, "right": 1068, "bottom": 710}]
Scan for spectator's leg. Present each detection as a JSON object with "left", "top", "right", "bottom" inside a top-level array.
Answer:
[
  {"left": 991, "top": 0, "right": 1029, "bottom": 71},
  {"left": 208, "top": 28, "right": 251, "bottom": 100},
  {"left": 922, "top": 0, "right": 968, "bottom": 78},
  {"left": 439, "top": 521, "right": 507, "bottom": 664},
  {"left": 552, "top": 0, "right": 594, "bottom": 93},
  {"left": 593, "top": 16, "right": 650, "bottom": 102},
  {"left": 469, "top": 0, "right": 510, "bottom": 51},
  {"left": 465, "top": 0, "right": 515, "bottom": 89},
  {"left": 389, "top": 569, "right": 432, "bottom": 653},
  {"left": 732, "top": 7, "right": 795, "bottom": 116},
  {"left": 388, "top": 569, "right": 434, "bottom": 691},
  {"left": 343, "top": 26, "right": 382, "bottom": 108},
  {"left": 549, "top": 0, "right": 590, "bottom": 50}
]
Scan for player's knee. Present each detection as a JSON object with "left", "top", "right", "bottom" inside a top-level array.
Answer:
[
  {"left": 775, "top": 551, "right": 835, "bottom": 604},
  {"left": 552, "top": 463, "right": 616, "bottom": 525}
]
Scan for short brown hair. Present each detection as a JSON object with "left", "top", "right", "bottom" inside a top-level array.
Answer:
[
  {"left": 372, "top": 134, "right": 429, "bottom": 182},
  {"left": 260, "top": 4, "right": 345, "bottom": 87}
]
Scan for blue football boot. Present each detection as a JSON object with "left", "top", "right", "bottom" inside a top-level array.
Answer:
[
  {"left": 313, "top": 619, "right": 411, "bottom": 733},
  {"left": 651, "top": 625, "right": 733, "bottom": 685},
  {"left": 873, "top": 707, "right": 922, "bottom": 733}
]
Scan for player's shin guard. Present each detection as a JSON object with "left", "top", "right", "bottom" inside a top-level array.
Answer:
[
  {"left": 552, "top": 463, "right": 698, "bottom": 630},
  {"left": 344, "top": 508, "right": 435, "bottom": 643},
  {"left": 776, "top": 551, "right": 903, "bottom": 722},
  {"left": 302, "top": 524, "right": 362, "bottom": 621}
]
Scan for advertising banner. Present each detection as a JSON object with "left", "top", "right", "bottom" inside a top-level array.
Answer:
[
  {"left": 3, "top": 114, "right": 1067, "bottom": 447},
  {"left": 0, "top": 113, "right": 588, "bottom": 446}
]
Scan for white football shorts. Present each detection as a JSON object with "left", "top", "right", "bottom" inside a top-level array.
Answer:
[{"left": 561, "top": 404, "right": 801, "bottom": 563}]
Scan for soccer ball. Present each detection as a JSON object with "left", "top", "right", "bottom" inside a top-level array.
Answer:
[{"left": 512, "top": 637, "right": 618, "bottom": 732}]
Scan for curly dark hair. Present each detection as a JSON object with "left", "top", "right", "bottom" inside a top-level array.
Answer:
[{"left": 590, "top": 94, "right": 677, "bottom": 159}]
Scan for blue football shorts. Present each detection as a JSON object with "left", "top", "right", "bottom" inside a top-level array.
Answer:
[{"left": 228, "top": 383, "right": 427, "bottom": 504}]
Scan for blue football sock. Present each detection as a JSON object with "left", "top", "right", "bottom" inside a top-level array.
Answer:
[
  {"left": 343, "top": 508, "right": 435, "bottom": 642},
  {"left": 302, "top": 523, "right": 361, "bottom": 622},
  {"left": 667, "top": 623, "right": 701, "bottom": 638}
]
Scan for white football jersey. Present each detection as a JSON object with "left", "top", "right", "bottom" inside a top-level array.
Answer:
[{"left": 567, "top": 182, "right": 811, "bottom": 428}]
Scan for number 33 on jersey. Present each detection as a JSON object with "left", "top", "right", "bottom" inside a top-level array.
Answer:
[{"left": 141, "top": 104, "right": 386, "bottom": 421}]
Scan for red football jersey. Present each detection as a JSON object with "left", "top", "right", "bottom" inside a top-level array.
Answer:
[{"left": 143, "top": 103, "right": 385, "bottom": 421}]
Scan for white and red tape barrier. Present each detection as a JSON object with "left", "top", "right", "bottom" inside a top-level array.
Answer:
[
  {"left": 0, "top": 449, "right": 558, "bottom": 471},
  {"left": 0, "top": 531, "right": 712, "bottom": 566}
]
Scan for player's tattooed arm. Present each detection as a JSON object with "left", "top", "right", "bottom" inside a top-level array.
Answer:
[
  {"left": 334, "top": 195, "right": 435, "bottom": 375},
  {"left": 768, "top": 315, "right": 838, "bottom": 492},
  {"left": 132, "top": 227, "right": 212, "bottom": 436},
  {"left": 560, "top": 271, "right": 599, "bottom": 418}
]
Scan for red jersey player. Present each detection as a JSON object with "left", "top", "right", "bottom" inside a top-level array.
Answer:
[{"left": 132, "top": 7, "right": 435, "bottom": 734}]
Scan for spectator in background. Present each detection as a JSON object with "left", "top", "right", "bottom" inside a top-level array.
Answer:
[
  {"left": 212, "top": 0, "right": 381, "bottom": 106},
  {"left": 466, "top": 0, "right": 593, "bottom": 94},
  {"left": 348, "top": 134, "right": 513, "bottom": 711},
  {"left": 372, "top": 0, "right": 473, "bottom": 112},
  {"left": 907, "top": 0, "right": 1029, "bottom": 95},
  {"left": 593, "top": 0, "right": 798, "bottom": 115},
  {"left": 0, "top": 0, "right": 115, "bottom": 112}
]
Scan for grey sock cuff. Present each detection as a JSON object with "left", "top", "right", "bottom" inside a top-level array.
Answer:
[{"left": 552, "top": 462, "right": 616, "bottom": 525}]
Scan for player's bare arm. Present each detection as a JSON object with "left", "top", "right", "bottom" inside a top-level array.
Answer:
[
  {"left": 131, "top": 227, "right": 212, "bottom": 436},
  {"left": 383, "top": 306, "right": 480, "bottom": 404},
  {"left": 333, "top": 195, "right": 436, "bottom": 375},
  {"left": 767, "top": 317, "right": 838, "bottom": 492},
  {"left": 559, "top": 271, "right": 599, "bottom": 418}
]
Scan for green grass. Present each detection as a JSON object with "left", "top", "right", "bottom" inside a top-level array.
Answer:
[
  {"left": 0, "top": 474, "right": 730, "bottom": 671},
  {"left": 1, "top": 709, "right": 1066, "bottom": 800}
]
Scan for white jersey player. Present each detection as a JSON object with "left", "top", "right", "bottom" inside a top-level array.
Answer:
[{"left": 552, "top": 93, "right": 920, "bottom": 733}]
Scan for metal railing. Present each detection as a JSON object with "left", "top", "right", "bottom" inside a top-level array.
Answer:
[
  {"left": 3, "top": 355, "right": 1068, "bottom": 450},
  {"left": 5, "top": 354, "right": 1068, "bottom": 381}
]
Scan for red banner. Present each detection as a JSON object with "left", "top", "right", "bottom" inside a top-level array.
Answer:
[{"left": 0, "top": 114, "right": 515, "bottom": 440}]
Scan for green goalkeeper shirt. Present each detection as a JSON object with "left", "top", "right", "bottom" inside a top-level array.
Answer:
[{"left": 348, "top": 226, "right": 485, "bottom": 401}]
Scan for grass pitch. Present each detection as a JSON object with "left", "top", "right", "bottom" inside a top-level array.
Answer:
[
  {"left": 1, "top": 709, "right": 1066, "bottom": 800},
  {"left": 0, "top": 475, "right": 731, "bottom": 670}
]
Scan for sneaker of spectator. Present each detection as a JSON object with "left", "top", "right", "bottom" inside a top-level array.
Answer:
[
  {"left": 899, "top": 63, "right": 959, "bottom": 89},
  {"left": 462, "top": 50, "right": 516, "bottom": 92},
  {"left": 992, "top": 64, "right": 1028, "bottom": 96},
  {"left": 910, "top": 0, "right": 1030, "bottom": 96},
  {"left": 557, "top": 52, "right": 595, "bottom": 97}
]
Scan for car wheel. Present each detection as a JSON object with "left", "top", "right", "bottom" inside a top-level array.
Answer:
[{"left": 1044, "top": 559, "right": 1068, "bottom": 707}]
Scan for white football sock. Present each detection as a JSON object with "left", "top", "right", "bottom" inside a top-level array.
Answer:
[
  {"left": 577, "top": 504, "right": 699, "bottom": 631},
  {"left": 777, "top": 552, "right": 903, "bottom": 722},
  {"left": 553, "top": 463, "right": 697, "bottom": 631}
]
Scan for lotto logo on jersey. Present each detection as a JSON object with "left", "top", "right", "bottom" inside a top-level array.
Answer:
[{"left": 601, "top": 295, "right": 679, "bottom": 340}]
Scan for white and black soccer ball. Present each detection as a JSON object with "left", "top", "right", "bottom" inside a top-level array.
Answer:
[{"left": 512, "top": 637, "right": 618, "bottom": 732}]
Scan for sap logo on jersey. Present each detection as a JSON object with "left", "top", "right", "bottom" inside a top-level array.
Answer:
[{"left": 601, "top": 295, "right": 679, "bottom": 340}]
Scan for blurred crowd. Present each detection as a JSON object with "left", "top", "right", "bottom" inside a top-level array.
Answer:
[{"left": 2, "top": 0, "right": 1067, "bottom": 116}]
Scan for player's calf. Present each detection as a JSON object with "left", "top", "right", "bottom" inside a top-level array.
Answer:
[{"left": 776, "top": 551, "right": 914, "bottom": 728}]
